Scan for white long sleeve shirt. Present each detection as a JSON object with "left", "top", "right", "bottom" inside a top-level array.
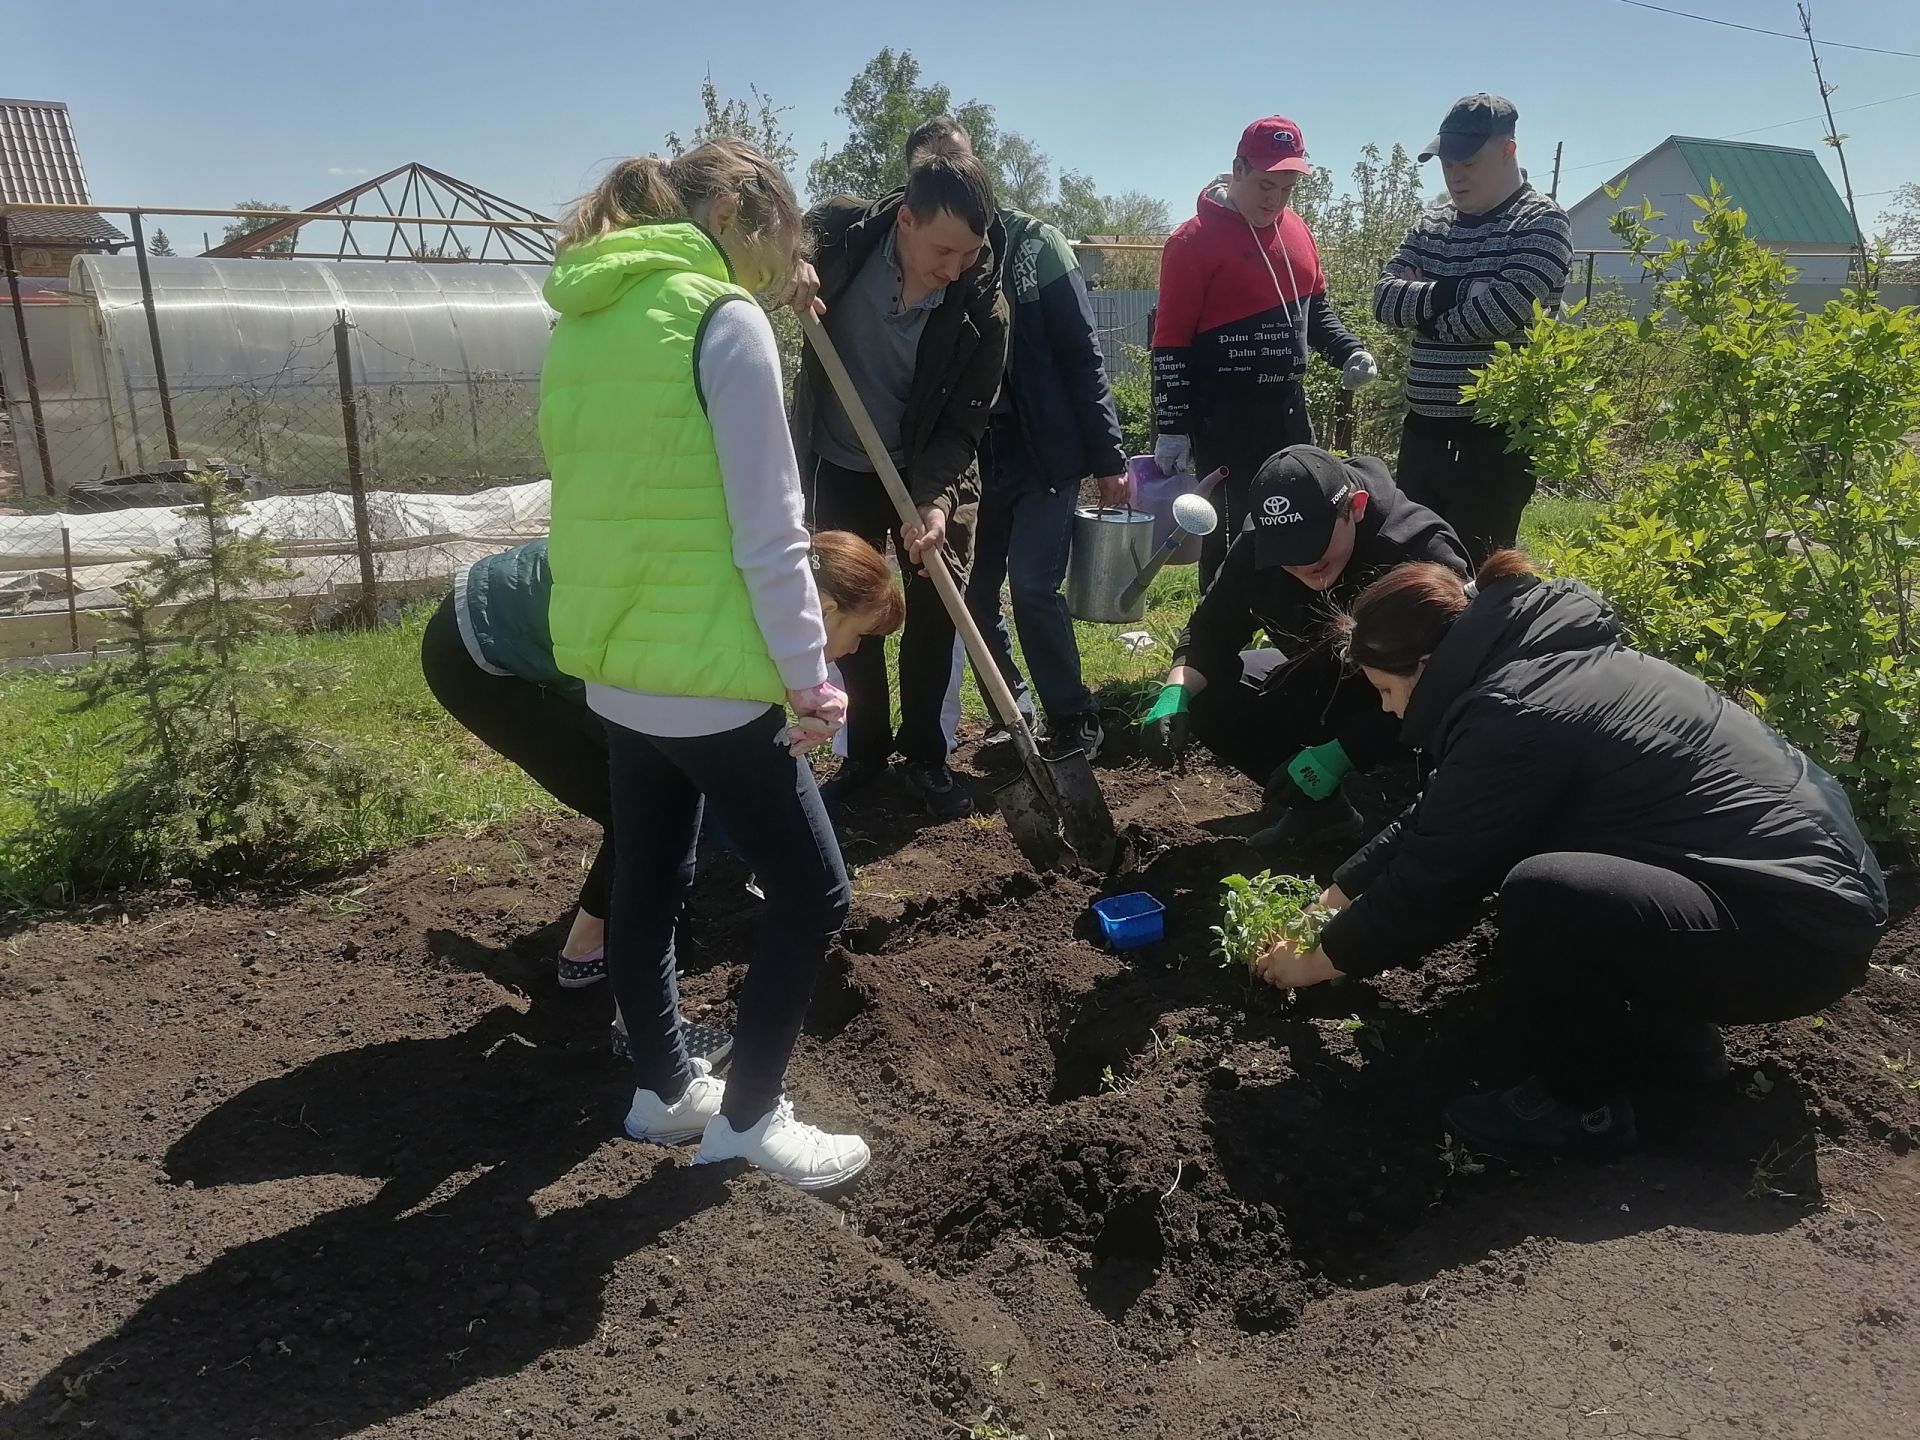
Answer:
[{"left": 588, "top": 300, "right": 828, "bottom": 737}]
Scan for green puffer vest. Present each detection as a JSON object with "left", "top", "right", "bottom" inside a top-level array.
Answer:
[{"left": 539, "top": 223, "right": 784, "bottom": 704}]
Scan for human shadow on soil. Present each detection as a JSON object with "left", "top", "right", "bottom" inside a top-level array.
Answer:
[{"left": 24, "top": 932, "right": 733, "bottom": 1438}]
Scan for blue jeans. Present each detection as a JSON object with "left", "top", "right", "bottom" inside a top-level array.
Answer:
[
  {"left": 603, "top": 706, "right": 851, "bottom": 1126},
  {"left": 964, "top": 428, "right": 1094, "bottom": 724}
]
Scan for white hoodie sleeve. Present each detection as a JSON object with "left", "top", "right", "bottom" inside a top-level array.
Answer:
[{"left": 696, "top": 299, "right": 829, "bottom": 692}]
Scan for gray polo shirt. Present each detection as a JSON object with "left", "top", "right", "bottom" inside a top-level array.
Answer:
[{"left": 811, "top": 223, "right": 947, "bottom": 473}]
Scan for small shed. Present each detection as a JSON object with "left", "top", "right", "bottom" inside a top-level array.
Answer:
[{"left": 1566, "top": 136, "right": 1859, "bottom": 284}]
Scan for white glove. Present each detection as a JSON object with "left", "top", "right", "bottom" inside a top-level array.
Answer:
[
  {"left": 1341, "top": 351, "right": 1379, "bottom": 391},
  {"left": 1154, "top": 433, "right": 1194, "bottom": 476}
]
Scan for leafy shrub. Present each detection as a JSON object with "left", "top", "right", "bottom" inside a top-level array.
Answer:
[
  {"left": 1469, "top": 186, "right": 1920, "bottom": 837},
  {"left": 1212, "top": 871, "right": 1336, "bottom": 969},
  {"left": 1109, "top": 344, "right": 1153, "bottom": 459}
]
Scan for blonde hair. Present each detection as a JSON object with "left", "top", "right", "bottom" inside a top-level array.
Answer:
[{"left": 557, "top": 139, "right": 803, "bottom": 276}]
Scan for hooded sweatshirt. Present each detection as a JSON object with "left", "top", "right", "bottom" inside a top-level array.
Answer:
[
  {"left": 1150, "top": 179, "right": 1363, "bottom": 436},
  {"left": 1321, "top": 575, "right": 1888, "bottom": 978},
  {"left": 539, "top": 222, "right": 826, "bottom": 737}
]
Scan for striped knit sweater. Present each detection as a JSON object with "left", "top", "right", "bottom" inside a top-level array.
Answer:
[{"left": 1372, "top": 183, "right": 1572, "bottom": 420}]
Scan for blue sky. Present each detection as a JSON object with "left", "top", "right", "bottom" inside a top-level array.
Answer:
[{"left": 13, "top": 0, "right": 1918, "bottom": 236}]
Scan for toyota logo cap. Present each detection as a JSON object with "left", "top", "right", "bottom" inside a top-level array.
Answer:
[
  {"left": 1245, "top": 445, "right": 1375, "bottom": 569},
  {"left": 1237, "top": 116, "right": 1311, "bottom": 175}
]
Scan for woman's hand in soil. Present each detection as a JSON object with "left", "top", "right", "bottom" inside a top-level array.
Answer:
[{"left": 1254, "top": 940, "right": 1343, "bottom": 991}]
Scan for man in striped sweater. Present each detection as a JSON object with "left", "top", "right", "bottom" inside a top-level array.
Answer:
[{"left": 1373, "top": 94, "right": 1572, "bottom": 562}]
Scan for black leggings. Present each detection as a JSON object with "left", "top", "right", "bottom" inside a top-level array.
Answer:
[
  {"left": 604, "top": 707, "right": 850, "bottom": 1125},
  {"left": 1498, "top": 852, "right": 1875, "bottom": 1106},
  {"left": 419, "top": 596, "right": 613, "bottom": 918},
  {"left": 1188, "top": 647, "right": 1401, "bottom": 790}
]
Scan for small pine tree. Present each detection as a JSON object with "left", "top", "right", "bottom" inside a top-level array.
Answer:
[
  {"left": 42, "top": 471, "right": 405, "bottom": 890},
  {"left": 148, "top": 229, "right": 176, "bottom": 257}
]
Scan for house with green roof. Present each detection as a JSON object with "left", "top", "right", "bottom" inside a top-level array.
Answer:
[{"left": 1566, "top": 136, "right": 1860, "bottom": 285}]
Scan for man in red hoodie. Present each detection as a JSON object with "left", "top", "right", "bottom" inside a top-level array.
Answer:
[{"left": 1151, "top": 116, "right": 1377, "bottom": 587}]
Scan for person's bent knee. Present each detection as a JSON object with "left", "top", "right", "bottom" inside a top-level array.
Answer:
[{"left": 1498, "top": 853, "right": 1589, "bottom": 937}]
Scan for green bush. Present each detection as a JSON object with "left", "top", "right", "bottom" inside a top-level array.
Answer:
[
  {"left": 1469, "top": 186, "right": 1920, "bottom": 837},
  {"left": 1110, "top": 343, "right": 1153, "bottom": 459}
]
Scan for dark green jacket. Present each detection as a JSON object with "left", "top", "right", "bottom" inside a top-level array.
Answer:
[{"left": 456, "top": 538, "right": 579, "bottom": 696}]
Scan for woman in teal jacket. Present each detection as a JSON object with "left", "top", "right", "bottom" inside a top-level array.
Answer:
[{"left": 420, "top": 532, "right": 900, "bottom": 1058}]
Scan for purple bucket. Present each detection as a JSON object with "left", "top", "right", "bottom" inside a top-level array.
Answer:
[{"left": 1127, "top": 456, "right": 1208, "bottom": 567}]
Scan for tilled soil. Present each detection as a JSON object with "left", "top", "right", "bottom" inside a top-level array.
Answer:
[{"left": 2, "top": 746, "right": 1917, "bottom": 1439}]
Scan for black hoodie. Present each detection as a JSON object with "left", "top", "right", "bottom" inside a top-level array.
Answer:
[
  {"left": 1172, "top": 458, "right": 1468, "bottom": 680},
  {"left": 1322, "top": 575, "right": 1888, "bottom": 979}
]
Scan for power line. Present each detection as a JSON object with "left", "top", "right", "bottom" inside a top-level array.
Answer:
[
  {"left": 1609, "top": 0, "right": 1920, "bottom": 60},
  {"left": 1560, "top": 86, "right": 1920, "bottom": 178}
]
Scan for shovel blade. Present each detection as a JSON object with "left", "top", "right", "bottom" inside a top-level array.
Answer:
[
  {"left": 993, "top": 773, "right": 1066, "bottom": 871},
  {"left": 1043, "top": 749, "right": 1122, "bottom": 872}
]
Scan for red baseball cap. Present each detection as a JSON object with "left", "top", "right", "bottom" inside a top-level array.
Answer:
[{"left": 1237, "top": 116, "right": 1311, "bottom": 174}]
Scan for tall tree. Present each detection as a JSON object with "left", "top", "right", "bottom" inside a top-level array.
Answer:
[
  {"left": 665, "top": 71, "right": 798, "bottom": 177},
  {"left": 147, "top": 229, "right": 175, "bottom": 257},
  {"left": 994, "top": 133, "right": 1053, "bottom": 215},
  {"left": 1879, "top": 183, "right": 1920, "bottom": 281},
  {"left": 221, "top": 200, "right": 295, "bottom": 255},
  {"left": 807, "top": 48, "right": 1003, "bottom": 200}
]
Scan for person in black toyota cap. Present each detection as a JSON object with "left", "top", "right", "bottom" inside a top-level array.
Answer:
[{"left": 1140, "top": 445, "right": 1470, "bottom": 844}]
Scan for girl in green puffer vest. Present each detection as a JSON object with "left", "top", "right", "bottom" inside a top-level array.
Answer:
[{"left": 540, "top": 139, "right": 878, "bottom": 1191}]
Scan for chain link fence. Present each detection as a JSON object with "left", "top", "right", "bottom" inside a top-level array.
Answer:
[{"left": 1, "top": 306, "right": 548, "bottom": 663}]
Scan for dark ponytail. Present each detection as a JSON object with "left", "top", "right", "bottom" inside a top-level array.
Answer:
[{"left": 1333, "top": 549, "right": 1538, "bottom": 675}]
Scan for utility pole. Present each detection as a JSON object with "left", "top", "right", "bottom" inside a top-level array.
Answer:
[{"left": 1549, "top": 141, "right": 1564, "bottom": 201}]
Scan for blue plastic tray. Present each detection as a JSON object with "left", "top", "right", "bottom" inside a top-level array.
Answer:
[{"left": 1092, "top": 892, "right": 1165, "bottom": 949}]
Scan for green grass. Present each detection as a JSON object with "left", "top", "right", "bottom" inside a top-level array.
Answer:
[{"left": 0, "top": 494, "right": 1608, "bottom": 903}]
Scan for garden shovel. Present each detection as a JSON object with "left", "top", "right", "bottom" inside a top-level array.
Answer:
[{"left": 799, "top": 310, "right": 1121, "bottom": 873}]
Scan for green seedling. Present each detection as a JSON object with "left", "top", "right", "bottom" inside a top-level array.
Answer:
[
  {"left": 1336, "top": 1015, "right": 1385, "bottom": 1054},
  {"left": 1211, "top": 870, "right": 1336, "bottom": 970}
]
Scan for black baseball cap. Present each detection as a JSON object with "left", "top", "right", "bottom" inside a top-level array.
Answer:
[
  {"left": 1245, "top": 446, "right": 1377, "bottom": 569},
  {"left": 1420, "top": 93, "right": 1518, "bottom": 163}
]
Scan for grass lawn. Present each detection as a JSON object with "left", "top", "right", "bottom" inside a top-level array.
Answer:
[{"left": 0, "top": 495, "right": 1603, "bottom": 904}]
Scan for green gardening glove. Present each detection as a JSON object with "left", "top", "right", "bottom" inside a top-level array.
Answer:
[
  {"left": 1269, "top": 739, "right": 1352, "bottom": 806},
  {"left": 1140, "top": 683, "right": 1192, "bottom": 764}
]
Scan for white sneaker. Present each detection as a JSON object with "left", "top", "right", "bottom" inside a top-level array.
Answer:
[
  {"left": 623, "top": 1058, "right": 724, "bottom": 1145},
  {"left": 693, "top": 1099, "right": 871, "bottom": 1191}
]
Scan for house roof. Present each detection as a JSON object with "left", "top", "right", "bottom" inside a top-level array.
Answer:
[
  {"left": 1579, "top": 135, "right": 1857, "bottom": 246},
  {"left": 1669, "top": 138, "right": 1857, "bottom": 245},
  {"left": 0, "top": 97, "right": 127, "bottom": 248}
]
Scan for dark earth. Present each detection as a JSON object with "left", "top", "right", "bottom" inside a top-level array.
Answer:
[{"left": 2, "top": 739, "right": 1916, "bottom": 1438}]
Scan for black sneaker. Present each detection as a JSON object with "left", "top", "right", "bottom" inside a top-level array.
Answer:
[
  {"left": 1444, "top": 1076, "right": 1637, "bottom": 1159},
  {"left": 901, "top": 761, "right": 975, "bottom": 820},
  {"left": 818, "top": 755, "right": 889, "bottom": 814},
  {"left": 1044, "top": 712, "right": 1104, "bottom": 762},
  {"left": 1248, "top": 791, "right": 1365, "bottom": 849}
]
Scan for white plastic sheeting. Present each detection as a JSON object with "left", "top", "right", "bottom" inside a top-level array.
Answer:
[{"left": 0, "top": 480, "right": 550, "bottom": 616}]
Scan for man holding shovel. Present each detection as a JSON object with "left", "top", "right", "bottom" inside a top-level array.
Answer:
[
  {"left": 1151, "top": 115, "right": 1378, "bottom": 590},
  {"left": 790, "top": 149, "right": 1010, "bottom": 820},
  {"left": 1140, "top": 445, "right": 1468, "bottom": 844}
]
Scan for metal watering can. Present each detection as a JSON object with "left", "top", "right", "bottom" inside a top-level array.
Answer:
[{"left": 1065, "top": 473, "right": 1223, "bottom": 624}]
